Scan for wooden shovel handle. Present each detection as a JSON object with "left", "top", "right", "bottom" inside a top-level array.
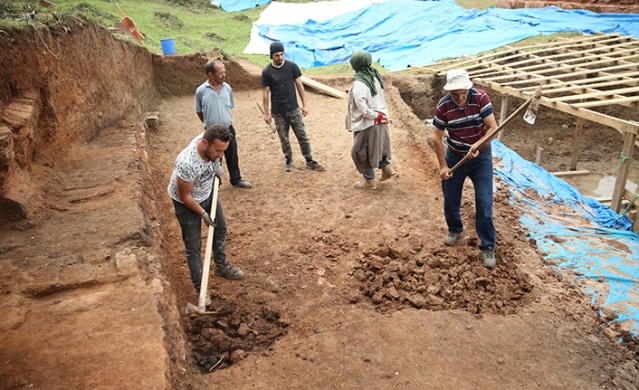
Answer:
[
  {"left": 449, "top": 95, "right": 534, "bottom": 174},
  {"left": 116, "top": 4, "right": 127, "bottom": 18},
  {"left": 256, "top": 102, "right": 276, "bottom": 133},
  {"left": 198, "top": 175, "right": 220, "bottom": 310}
]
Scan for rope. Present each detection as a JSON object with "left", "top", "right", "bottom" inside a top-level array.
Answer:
[
  {"left": 19, "top": 14, "right": 62, "bottom": 60},
  {"left": 618, "top": 192, "right": 638, "bottom": 218},
  {"left": 615, "top": 152, "right": 630, "bottom": 170}
]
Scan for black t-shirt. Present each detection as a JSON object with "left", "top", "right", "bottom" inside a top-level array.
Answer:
[{"left": 260, "top": 60, "right": 302, "bottom": 114}]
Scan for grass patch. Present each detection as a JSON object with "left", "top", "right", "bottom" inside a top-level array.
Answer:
[
  {"left": 154, "top": 11, "right": 184, "bottom": 30},
  {"left": 456, "top": 0, "right": 497, "bottom": 10}
]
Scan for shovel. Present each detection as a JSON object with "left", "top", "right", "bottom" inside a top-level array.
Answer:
[
  {"left": 185, "top": 176, "right": 220, "bottom": 315},
  {"left": 256, "top": 102, "right": 276, "bottom": 134},
  {"left": 115, "top": 4, "right": 145, "bottom": 45},
  {"left": 449, "top": 85, "right": 542, "bottom": 174}
]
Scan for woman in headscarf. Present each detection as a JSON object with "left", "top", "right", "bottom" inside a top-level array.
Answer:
[{"left": 347, "top": 50, "right": 396, "bottom": 190}]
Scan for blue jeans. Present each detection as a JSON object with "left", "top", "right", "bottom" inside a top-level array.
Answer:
[
  {"left": 442, "top": 148, "right": 495, "bottom": 249},
  {"left": 273, "top": 108, "right": 313, "bottom": 162},
  {"left": 172, "top": 193, "right": 227, "bottom": 292}
]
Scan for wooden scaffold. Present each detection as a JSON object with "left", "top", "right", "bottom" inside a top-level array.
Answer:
[{"left": 418, "top": 33, "right": 639, "bottom": 231}]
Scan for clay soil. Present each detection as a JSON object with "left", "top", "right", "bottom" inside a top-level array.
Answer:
[
  {"left": 1, "top": 14, "right": 639, "bottom": 390},
  {"left": 502, "top": 0, "right": 639, "bottom": 13}
]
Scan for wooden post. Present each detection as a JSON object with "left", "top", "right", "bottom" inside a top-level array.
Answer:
[
  {"left": 570, "top": 117, "right": 583, "bottom": 171},
  {"left": 610, "top": 131, "right": 636, "bottom": 213},
  {"left": 497, "top": 95, "right": 509, "bottom": 141},
  {"left": 535, "top": 146, "right": 544, "bottom": 166}
]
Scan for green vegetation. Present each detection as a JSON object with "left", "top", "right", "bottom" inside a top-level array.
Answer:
[
  {"left": 1, "top": 0, "right": 265, "bottom": 63},
  {"left": 0, "top": 0, "right": 567, "bottom": 74},
  {"left": 456, "top": 0, "right": 497, "bottom": 10}
]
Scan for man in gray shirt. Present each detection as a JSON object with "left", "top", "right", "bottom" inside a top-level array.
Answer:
[
  {"left": 195, "top": 59, "right": 251, "bottom": 188},
  {"left": 168, "top": 124, "right": 245, "bottom": 305}
]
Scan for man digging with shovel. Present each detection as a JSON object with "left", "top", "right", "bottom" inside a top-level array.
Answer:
[
  {"left": 433, "top": 69, "right": 499, "bottom": 269},
  {"left": 168, "top": 124, "right": 245, "bottom": 308}
]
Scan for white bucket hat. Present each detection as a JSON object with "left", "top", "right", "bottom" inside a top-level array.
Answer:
[{"left": 444, "top": 69, "right": 473, "bottom": 91}]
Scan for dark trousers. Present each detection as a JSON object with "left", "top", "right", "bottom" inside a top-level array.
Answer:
[
  {"left": 442, "top": 147, "right": 496, "bottom": 249},
  {"left": 172, "top": 193, "right": 227, "bottom": 292},
  {"left": 224, "top": 125, "right": 243, "bottom": 185}
]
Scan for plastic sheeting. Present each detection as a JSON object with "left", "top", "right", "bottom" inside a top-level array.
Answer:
[
  {"left": 493, "top": 140, "right": 639, "bottom": 335},
  {"left": 252, "top": 0, "right": 639, "bottom": 70},
  {"left": 218, "top": 0, "right": 270, "bottom": 12},
  {"left": 244, "top": 0, "right": 391, "bottom": 55}
]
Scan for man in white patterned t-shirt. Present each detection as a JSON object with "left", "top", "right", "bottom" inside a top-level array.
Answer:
[{"left": 168, "top": 124, "right": 244, "bottom": 303}]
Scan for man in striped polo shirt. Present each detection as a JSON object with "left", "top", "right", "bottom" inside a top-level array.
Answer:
[{"left": 432, "top": 69, "right": 499, "bottom": 269}]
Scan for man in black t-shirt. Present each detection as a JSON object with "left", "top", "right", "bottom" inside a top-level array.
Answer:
[{"left": 260, "top": 42, "right": 324, "bottom": 172}]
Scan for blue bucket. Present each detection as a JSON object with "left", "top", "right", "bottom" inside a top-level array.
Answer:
[{"left": 160, "top": 38, "right": 175, "bottom": 55}]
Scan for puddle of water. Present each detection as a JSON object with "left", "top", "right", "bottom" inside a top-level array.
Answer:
[{"left": 563, "top": 174, "right": 639, "bottom": 199}]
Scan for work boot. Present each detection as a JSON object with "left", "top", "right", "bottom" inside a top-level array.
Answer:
[
  {"left": 353, "top": 178, "right": 377, "bottom": 190},
  {"left": 306, "top": 160, "right": 325, "bottom": 171},
  {"left": 380, "top": 166, "right": 397, "bottom": 181},
  {"left": 284, "top": 159, "right": 293, "bottom": 172},
  {"left": 444, "top": 231, "right": 461, "bottom": 246},
  {"left": 214, "top": 264, "right": 245, "bottom": 280},
  {"left": 482, "top": 247, "right": 496, "bottom": 269},
  {"left": 232, "top": 180, "right": 252, "bottom": 189}
]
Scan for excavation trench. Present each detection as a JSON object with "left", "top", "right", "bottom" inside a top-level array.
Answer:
[{"left": 2, "top": 18, "right": 639, "bottom": 390}]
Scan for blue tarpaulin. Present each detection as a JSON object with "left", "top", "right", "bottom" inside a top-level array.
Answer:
[
  {"left": 218, "top": 0, "right": 270, "bottom": 12},
  {"left": 255, "top": 0, "right": 639, "bottom": 69},
  {"left": 493, "top": 140, "right": 639, "bottom": 335}
]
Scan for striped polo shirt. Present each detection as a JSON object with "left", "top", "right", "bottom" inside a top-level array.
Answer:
[{"left": 433, "top": 88, "right": 494, "bottom": 153}]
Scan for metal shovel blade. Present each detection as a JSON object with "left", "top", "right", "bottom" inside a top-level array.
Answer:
[
  {"left": 185, "top": 302, "right": 216, "bottom": 315},
  {"left": 523, "top": 85, "right": 543, "bottom": 125}
]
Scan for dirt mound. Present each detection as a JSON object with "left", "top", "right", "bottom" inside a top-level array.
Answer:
[
  {"left": 498, "top": 0, "right": 639, "bottom": 13},
  {"left": 186, "top": 302, "right": 289, "bottom": 373},
  {"left": 355, "top": 245, "right": 533, "bottom": 314}
]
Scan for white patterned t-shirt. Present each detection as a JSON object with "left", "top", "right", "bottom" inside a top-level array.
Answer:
[{"left": 167, "top": 134, "right": 221, "bottom": 204}]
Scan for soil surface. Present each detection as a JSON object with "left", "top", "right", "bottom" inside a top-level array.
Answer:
[
  {"left": 499, "top": 0, "right": 639, "bottom": 13},
  {"left": 1, "top": 14, "right": 639, "bottom": 390}
]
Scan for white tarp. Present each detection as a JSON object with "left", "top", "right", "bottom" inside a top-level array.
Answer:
[{"left": 243, "top": 0, "right": 391, "bottom": 55}]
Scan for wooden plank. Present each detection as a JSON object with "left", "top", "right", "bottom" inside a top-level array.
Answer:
[
  {"left": 417, "top": 34, "right": 625, "bottom": 75},
  {"left": 300, "top": 76, "right": 347, "bottom": 99},
  {"left": 624, "top": 188, "right": 639, "bottom": 207},
  {"left": 535, "top": 146, "right": 544, "bottom": 166},
  {"left": 482, "top": 52, "right": 639, "bottom": 83},
  {"left": 570, "top": 117, "right": 583, "bottom": 171},
  {"left": 480, "top": 81, "right": 639, "bottom": 135},
  {"left": 595, "top": 197, "right": 630, "bottom": 209},
  {"left": 495, "top": 41, "right": 633, "bottom": 70},
  {"left": 550, "top": 169, "right": 590, "bottom": 177},
  {"left": 622, "top": 188, "right": 639, "bottom": 234},
  {"left": 481, "top": 81, "right": 639, "bottom": 134},
  {"left": 548, "top": 87, "right": 639, "bottom": 107},
  {"left": 571, "top": 95, "right": 639, "bottom": 108},
  {"left": 534, "top": 77, "right": 639, "bottom": 95},
  {"left": 611, "top": 132, "right": 636, "bottom": 212},
  {"left": 497, "top": 95, "right": 508, "bottom": 141},
  {"left": 501, "top": 62, "right": 639, "bottom": 86},
  {"left": 520, "top": 71, "right": 639, "bottom": 92},
  {"left": 547, "top": 86, "right": 639, "bottom": 103}
]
